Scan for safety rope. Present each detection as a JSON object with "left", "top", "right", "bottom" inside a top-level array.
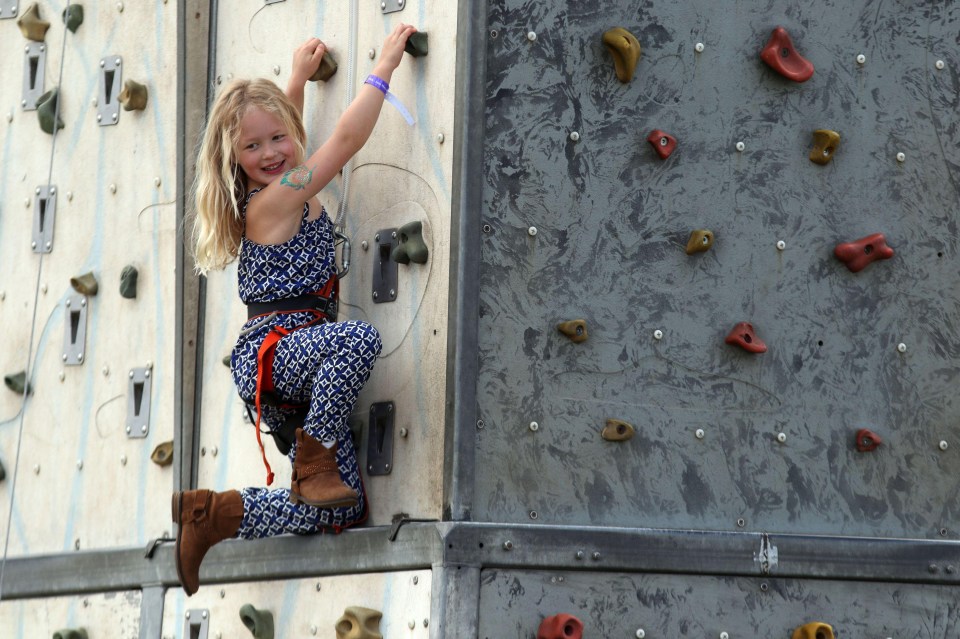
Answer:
[
  {"left": 334, "top": 0, "right": 359, "bottom": 232},
  {"left": 0, "top": 2, "right": 73, "bottom": 599}
]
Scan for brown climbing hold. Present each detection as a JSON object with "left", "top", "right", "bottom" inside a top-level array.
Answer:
[
  {"left": 70, "top": 272, "right": 99, "bottom": 296},
  {"left": 335, "top": 607, "right": 382, "bottom": 639},
  {"left": 119, "top": 80, "right": 149, "bottom": 111},
  {"left": 834, "top": 233, "right": 894, "bottom": 273},
  {"left": 557, "top": 320, "right": 588, "bottom": 343},
  {"left": 725, "top": 322, "right": 767, "bottom": 353},
  {"left": 791, "top": 621, "right": 834, "bottom": 639},
  {"left": 760, "top": 26, "right": 814, "bottom": 83},
  {"left": 309, "top": 52, "right": 338, "bottom": 82},
  {"left": 809, "top": 129, "right": 840, "bottom": 165},
  {"left": 537, "top": 613, "right": 584, "bottom": 639},
  {"left": 602, "top": 418, "right": 635, "bottom": 442},
  {"left": 855, "top": 429, "right": 882, "bottom": 453},
  {"left": 647, "top": 129, "right": 677, "bottom": 160},
  {"left": 151, "top": 441, "right": 174, "bottom": 467},
  {"left": 602, "top": 27, "right": 641, "bottom": 83},
  {"left": 685, "top": 230, "right": 714, "bottom": 255},
  {"left": 18, "top": 3, "right": 50, "bottom": 42}
]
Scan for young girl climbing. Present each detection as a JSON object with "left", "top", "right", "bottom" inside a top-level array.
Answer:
[{"left": 174, "top": 23, "right": 418, "bottom": 597}]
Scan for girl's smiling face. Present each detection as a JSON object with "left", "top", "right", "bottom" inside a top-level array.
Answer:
[{"left": 236, "top": 107, "right": 297, "bottom": 190}]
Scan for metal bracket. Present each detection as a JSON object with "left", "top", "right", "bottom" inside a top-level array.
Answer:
[
  {"left": 97, "top": 56, "right": 122, "bottom": 126},
  {"left": 0, "top": 2, "right": 19, "bottom": 20},
  {"left": 62, "top": 294, "right": 88, "bottom": 366},
  {"left": 22, "top": 42, "right": 45, "bottom": 110},
  {"left": 31, "top": 184, "right": 56, "bottom": 253},
  {"left": 183, "top": 610, "right": 210, "bottom": 639},
  {"left": 366, "top": 401, "right": 395, "bottom": 475},
  {"left": 126, "top": 366, "right": 153, "bottom": 438},
  {"left": 372, "top": 228, "right": 399, "bottom": 303},
  {"left": 381, "top": 0, "right": 406, "bottom": 14}
]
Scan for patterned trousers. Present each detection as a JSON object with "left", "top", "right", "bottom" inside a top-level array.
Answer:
[{"left": 233, "top": 320, "right": 382, "bottom": 538}]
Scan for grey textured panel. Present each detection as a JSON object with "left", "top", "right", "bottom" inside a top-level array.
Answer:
[
  {"left": 474, "top": 1, "right": 960, "bottom": 536},
  {"left": 478, "top": 569, "right": 960, "bottom": 638}
]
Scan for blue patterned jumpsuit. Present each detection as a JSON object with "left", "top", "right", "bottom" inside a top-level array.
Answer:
[{"left": 230, "top": 189, "right": 381, "bottom": 538}]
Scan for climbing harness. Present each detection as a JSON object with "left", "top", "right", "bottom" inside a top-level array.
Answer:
[{"left": 246, "top": 275, "right": 339, "bottom": 485}]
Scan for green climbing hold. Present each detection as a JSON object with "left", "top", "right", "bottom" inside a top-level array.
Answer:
[
  {"left": 37, "top": 88, "right": 65, "bottom": 134},
  {"left": 404, "top": 32, "right": 428, "bottom": 57},
  {"left": 70, "top": 272, "right": 99, "bottom": 296},
  {"left": 4, "top": 371, "right": 31, "bottom": 396},
  {"left": 119, "top": 265, "right": 138, "bottom": 299},
  {"left": 602, "top": 27, "right": 641, "bottom": 83},
  {"left": 222, "top": 354, "right": 232, "bottom": 367},
  {"left": 390, "top": 220, "right": 429, "bottom": 265},
  {"left": 63, "top": 5, "right": 84, "bottom": 33},
  {"left": 240, "top": 604, "right": 275, "bottom": 639},
  {"left": 18, "top": 3, "right": 50, "bottom": 41},
  {"left": 0, "top": 459, "right": 6, "bottom": 481},
  {"left": 310, "top": 52, "right": 338, "bottom": 82},
  {"left": 52, "top": 629, "right": 88, "bottom": 639}
]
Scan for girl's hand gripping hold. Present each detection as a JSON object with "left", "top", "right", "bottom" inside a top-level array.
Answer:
[{"left": 287, "top": 37, "right": 327, "bottom": 113}]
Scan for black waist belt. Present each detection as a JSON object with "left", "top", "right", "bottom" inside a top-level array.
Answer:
[{"left": 246, "top": 293, "right": 337, "bottom": 320}]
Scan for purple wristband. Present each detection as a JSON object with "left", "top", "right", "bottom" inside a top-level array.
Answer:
[{"left": 364, "top": 74, "right": 389, "bottom": 94}]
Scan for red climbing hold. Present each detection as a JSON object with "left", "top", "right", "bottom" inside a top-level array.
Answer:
[
  {"left": 725, "top": 322, "right": 767, "bottom": 353},
  {"left": 855, "top": 428, "right": 882, "bottom": 452},
  {"left": 647, "top": 130, "right": 677, "bottom": 160},
  {"left": 537, "top": 613, "right": 584, "bottom": 639},
  {"left": 834, "top": 233, "right": 894, "bottom": 273},
  {"left": 760, "top": 27, "right": 814, "bottom": 83}
]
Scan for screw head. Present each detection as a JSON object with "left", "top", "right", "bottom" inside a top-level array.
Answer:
[
  {"left": 695, "top": 428, "right": 705, "bottom": 439},
  {"left": 437, "top": 132, "right": 445, "bottom": 144},
  {"left": 503, "top": 540, "right": 513, "bottom": 550},
  {"left": 777, "top": 240, "right": 786, "bottom": 250},
  {"left": 529, "top": 421, "right": 539, "bottom": 432},
  {"left": 592, "top": 551, "right": 601, "bottom": 560},
  {"left": 653, "top": 329, "right": 663, "bottom": 340},
  {"left": 936, "top": 59, "right": 945, "bottom": 70},
  {"left": 569, "top": 131, "right": 580, "bottom": 142},
  {"left": 777, "top": 432, "right": 787, "bottom": 443},
  {"left": 720, "top": 633, "right": 730, "bottom": 639},
  {"left": 576, "top": 550, "right": 584, "bottom": 559},
  {"left": 695, "top": 42, "right": 704, "bottom": 53},
  {"left": 527, "top": 31, "right": 537, "bottom": 42},
  {"left": 896, "top": 152, "right": 906, "bottom": 163},
  {"left": 528, "top": 226, "right": 538, "bottom": 236},
  {"left": 636, "top": 631, "right": 646, "bottom": 639},
  {"left": 273, "top": 65, "right": 280, "bottom": 75},
  {"left": 939, "top": 440, "right": 949, "bottom": 451},
  {"left": 735, "top": 141, "right": 745, "bottom": 152},
  {"left": 897, "top": 343, "right": 907, "bottom": 353},
  {"left": 856, "top": 54, "right": 866, "bottom": 64}
]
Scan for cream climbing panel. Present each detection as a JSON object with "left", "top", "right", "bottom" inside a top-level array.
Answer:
[
  {"left": 197, "top": 0, "right": 456, "bottom": 525},
  {"left": 0, "top": 2, "right": 179, "bottom": 556},
  {"left": 161, "top": 569, "right": 432, "bottom": 638},
  {"left": 0, "top": 590, "right": 142, "bottom": 638}
]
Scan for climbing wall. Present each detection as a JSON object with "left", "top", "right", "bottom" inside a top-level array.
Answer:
[
  {"left": 473, "top": 0, "right": 960, "bottom": 538},
  {"left": 479, "top": 569, "right": 960, "bottom": 638},
  {"left": 0, "top": 590, "right": 142, "bottom": 638},
  {"left": 161, "top": 570, "right": 432, "bottom": 638},
  {"left": 0, "top": 2, "right": 179, "bottom": 556},
  {"left": 197, "top": 0, "right": 455, "bottom": 525}
]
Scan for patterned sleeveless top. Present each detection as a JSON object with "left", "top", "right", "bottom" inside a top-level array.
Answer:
[{"left": 236, "top": 188, "right": 337, "bottom": 337}]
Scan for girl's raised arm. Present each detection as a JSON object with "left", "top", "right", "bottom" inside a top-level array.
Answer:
[
  {"left": 246, "top": 23, "right": 417, "bottom": 244},
  {"left": 286, "top": 37, "right": 327, "bottom": 115}
]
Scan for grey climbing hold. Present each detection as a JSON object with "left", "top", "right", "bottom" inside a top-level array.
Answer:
[
  {"left": 70, "top": 272, "right": 99, "bottom": 296},
  {"left": 119, "top": 265, "right": 138, "bottom": 298},
  {"left": 62, "top": 4, "right": 83, "bottom": 33},
  {"left": 405, "top": 32, "right": 428, "bottom": 57},
  {"left": 240, "top": 604, "right": 275, "bottom": 639},
  {"left": 37, "top": 88, "right": 64, "bottom": 134},
  {"left": 4, "top": 371, "right": 31, "bottom": 396},
  {"left": 309, "top": 52, "right": 338, "bottom": 82},
  {"left": 390, "top": 220, "right": 429, "bottom": 265}
]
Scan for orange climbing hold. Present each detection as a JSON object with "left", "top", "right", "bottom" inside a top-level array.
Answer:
[
  {"left": 834, "top": 233, "right": 894, "bottom": 273},
  {"left": 760, "top": 27, "right": 814, "bottom": 83},
  {"left": 647, "top": 130, "right": 677, "bottom": 160},
  {"left": 725, "top": 322, "right": 767, "bottom": 353},
  {"left": 537, "top": 613, "right": 584, "bottom": 639}
]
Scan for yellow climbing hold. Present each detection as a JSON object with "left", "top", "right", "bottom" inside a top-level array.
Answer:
[
  {"left": 601, "top": 418, "right": 635, "bottom": 442},
  {"left": 791, "top": 621, "right": 834, "bottom": 639},
  {"left": 18, "top": 3, "right": 50, "bottom": 42},
  {"left": 335, "top": 606, "right": 383, "bottom": 639},
  {"left": 809, "top": 129, "right": 840, "bottom": 165},
  {"left": 685, "top": 230, "right": 714, "bottom": 255},
  {"left": 556, "top": 319, "right": 588, "bottom": 343},
  {"left": 119, "top": 79, "right": 149, "bottom": 111},
  {"left": 602, "top": 27, "right": 642, "bottom": 83}
]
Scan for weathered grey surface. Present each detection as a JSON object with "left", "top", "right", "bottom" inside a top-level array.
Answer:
[
  {"left": 474, "top": 0, "right": 960, "bottom": 536},
  {"left": 478, "top": 568, "right": 960, "bottom": 638}
]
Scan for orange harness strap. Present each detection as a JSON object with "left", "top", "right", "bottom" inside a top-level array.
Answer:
[{"left": 250, "top": 276, "right": 339, "bottom": 486}]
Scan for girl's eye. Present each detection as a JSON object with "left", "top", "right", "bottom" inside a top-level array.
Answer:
[{"left": 273, "top": 134, "right": 285, "bottom": 141}]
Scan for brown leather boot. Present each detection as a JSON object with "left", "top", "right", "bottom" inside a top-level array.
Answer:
[
  {"left": 290, "top": 428, "right": 359, "bottom": 508},
  {"left": 172, "top": 489, "right": 242, "bottom": 596}
]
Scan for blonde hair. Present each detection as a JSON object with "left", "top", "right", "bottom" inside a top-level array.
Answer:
[{"left": 191, "top": 78, "right": 307, "bottom": 274}]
